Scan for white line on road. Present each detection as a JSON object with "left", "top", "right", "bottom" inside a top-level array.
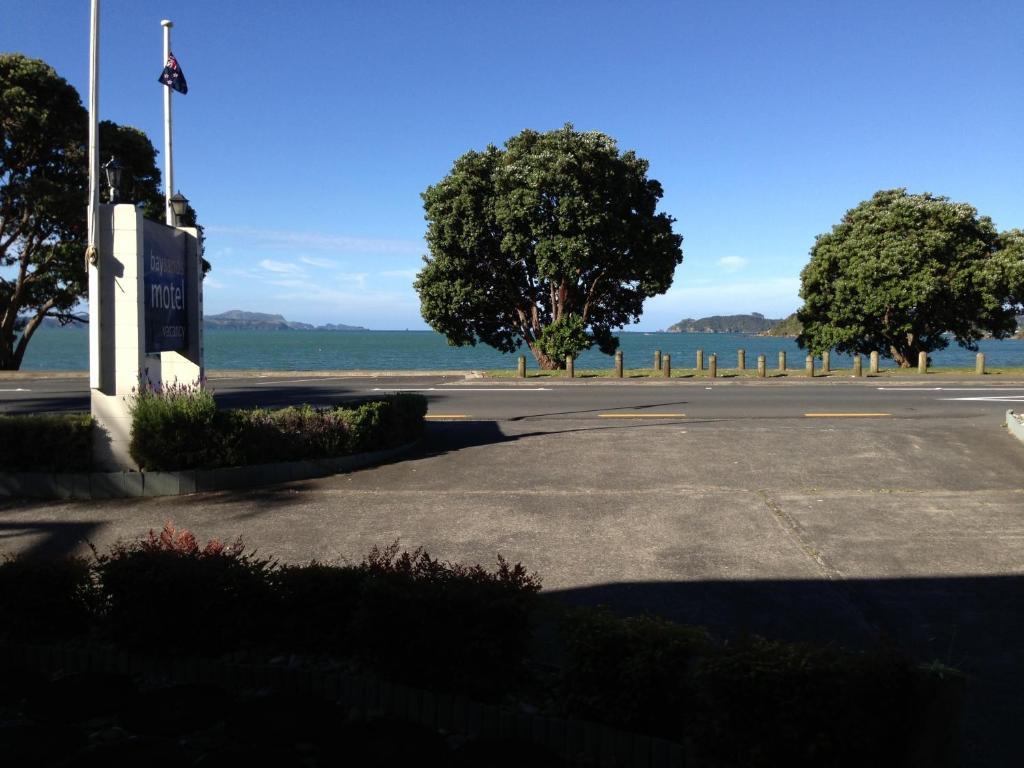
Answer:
[
  {"left": 0, "top": 388, "right": 30, "bottom": 392},
  {"left": 372, "top": 387, "right": 551, "bottom": 392},
  {"left": 940, "top": 395, "right": 1024, "bottom": 402},
  {"left": 877, "top": 387, "right": 1024, "bottom": 391}
]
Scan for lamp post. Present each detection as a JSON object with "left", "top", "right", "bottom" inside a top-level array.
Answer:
[
  {"left": 169, "top": 191, "right": 189, "bottom": 227},
  {"left": 102, "top": 156, "right": 122, "bottom": 203}
]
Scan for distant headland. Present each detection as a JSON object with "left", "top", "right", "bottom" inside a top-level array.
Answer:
[
  {"left": 663, "top": 313, "right": 800, "bottom": 336},
  {"left": 203, "top": 310, "right": 366, "bottom": 332}
]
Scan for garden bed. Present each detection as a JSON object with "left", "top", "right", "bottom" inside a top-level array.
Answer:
[{"left": 0, "top": 527, "right": 965, "bottom": 767}]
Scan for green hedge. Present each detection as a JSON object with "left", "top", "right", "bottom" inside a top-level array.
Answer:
[
  {"left": 129, "top": 388, "right": 427, "bottom": 471},
  {"left": 562, "top": 607, "right": 963, "bottom": 767},
  {"left": 0, "top": 530, "right": 964, "bottom": 762},
  {"left": 0, "top": 413, "right": 93, "bottom": 472}
]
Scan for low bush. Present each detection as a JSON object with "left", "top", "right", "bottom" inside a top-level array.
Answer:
[
  {"left": 349, "top": 543, "right": 542, "bottom": 699},
  {"left": 561, "top": 607, "right": 711, "bottom": 735},
  {"left": 128, "top": 379, "right": 219, "bottom": 470},
  {"left": 128, "top": 385, "right": 427, "bottom": 470},
  {"left": 687, "top": 638, "right": 919, "bottom": 767},
  {"left": 0, "top": 528, "right": 961, "bottom": 761},
  {"left": 0, "top": 555, "right": 96, "bottom": 641},
  {"left": 0, "top": 413, "right": 93, "bottom": 472},
  {"left": 269, "top": 562, "right": 366, "bottom": 653},
  {"left": 561, "top": 607, "right": 930, "bottom": 767},
  {"left": 92, "top": 523, "right": 277, "bottom": 654}
]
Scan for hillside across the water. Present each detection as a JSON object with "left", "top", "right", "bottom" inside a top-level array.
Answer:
[
  {"left": 664, "top": 313, "right": 782, "bottom": 334},
  {"left": 204, "top": 310, "right": 366, "bottom": 332}
]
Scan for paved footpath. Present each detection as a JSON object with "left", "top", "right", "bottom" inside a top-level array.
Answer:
[{"left": 1, "top": 375, "right": 1023, "bottom": 765}]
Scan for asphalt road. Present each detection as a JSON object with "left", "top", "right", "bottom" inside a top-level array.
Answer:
[
  {"left": 3, "top": 370, "right": 1024, "bottom": 422},
  {"left": 2, "top": 372, "right": 1023, "bottom": 765}
]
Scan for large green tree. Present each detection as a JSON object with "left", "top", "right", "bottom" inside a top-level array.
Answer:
[
  {"left": 797, "top": 189, "right": 1023, "bottom": 367},
  {"left": 415, "top": 124, "right": 683, "bottom": 369},
  {"left": 0, "top": 53, "right": 166, "bottom": 370}
]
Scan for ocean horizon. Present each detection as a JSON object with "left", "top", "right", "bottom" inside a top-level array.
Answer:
[{"left": 15, "top": 328, "right": 1024, "bottom": 372}]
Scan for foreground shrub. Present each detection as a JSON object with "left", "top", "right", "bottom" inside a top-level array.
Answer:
[
  {"left": 0, "top": 413, "right": 93, "bottom": 472},
  {"left": 269, "top": 562, "right": 366, "bottom": 653},
  {"left": 0, "top": 555, "right": 95, "bottom": 641},
  {"left": 687, "top": 638, "right": 919, "bottom": 767},
  {"left": 561, "top": 608, "right": 712, "bottom": 735},
  {"left": 349, "top": 542, "right": 542, "bottom": 699},
  {"left": 93, "top": 523, "right": 276, "bottom": 654}
]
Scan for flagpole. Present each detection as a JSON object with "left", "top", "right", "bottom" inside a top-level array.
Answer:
[
  {"left": 87, "top": 0, "right": 101, "bottom": 390},
  {"left": 161, "top": 19, "right": 174, "bottom": 225}
]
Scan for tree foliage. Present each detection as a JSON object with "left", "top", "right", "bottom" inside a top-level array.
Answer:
[
  {"left": 0, "top": 53, "right": 167, "bottom": 370},
  {"left": 796, "top": 189, "right": 1023, "bottom": 366},
  {"left": 415, "top": 124, "right": 683, "bottom": 369}
]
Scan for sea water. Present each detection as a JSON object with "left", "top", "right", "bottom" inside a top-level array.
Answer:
[{"left": 16, "top": 328, "right": 1024, "bottom": 372}]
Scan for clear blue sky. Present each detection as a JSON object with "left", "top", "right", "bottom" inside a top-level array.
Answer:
[{"left": 5, "top": 1, "right": 1022, "bottom": 329}]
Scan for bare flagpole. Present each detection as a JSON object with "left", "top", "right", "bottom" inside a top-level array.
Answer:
[
  {"left": 161, "top": 19, "right": 174, "bottom": 225},
  {"left": 87, "top": 0, "right": 101, "bottom": 389}
]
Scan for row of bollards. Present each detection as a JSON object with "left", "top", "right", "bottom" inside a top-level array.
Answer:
[{"left": 515, "top": 350, "right": 987, "bottom": 378}]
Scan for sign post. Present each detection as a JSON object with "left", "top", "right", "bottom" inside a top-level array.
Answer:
[{"left": 90, "top": 209, "right": 203, "bottom": 470}]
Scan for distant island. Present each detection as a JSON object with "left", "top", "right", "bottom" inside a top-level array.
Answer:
[
  {"left": 761, "top": 312, "right": 803, "bottom": 337},
  {"left": 664, "top": 313, "right": 783, "bottom": 334},
  {"left": 203, "top": 310, "right": 366, "bottom": 332}
]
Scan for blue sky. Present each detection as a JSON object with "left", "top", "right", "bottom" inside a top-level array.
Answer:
[{"left": 5, "top": 1, "right": 1022, "bottom": 329}]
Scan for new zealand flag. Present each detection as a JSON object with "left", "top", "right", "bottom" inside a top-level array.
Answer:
[{"left": 158, "top": 53, "right": 188, "bottom": 94}]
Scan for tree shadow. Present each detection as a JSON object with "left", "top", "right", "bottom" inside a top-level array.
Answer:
[
  {"left": 0, "top": 520, "right": 104, "bottom": 559},
  {"left": 545, "top": 574, "right": 1023, "bottom": 768}
]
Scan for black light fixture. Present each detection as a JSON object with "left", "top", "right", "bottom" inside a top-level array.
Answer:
[
  {"left": 102, "top": 156, "right": 123, "bottom": 203},
  {"left": 169, "top": 191, "right": 189, "bottom": 226}
]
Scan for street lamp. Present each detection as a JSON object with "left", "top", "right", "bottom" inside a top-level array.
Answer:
[
  {"left": 102, "top": 156, "right": 123, "bottom": 203},
  {"left": 169, "top": 191, "right": 189, "bottom": 227}
]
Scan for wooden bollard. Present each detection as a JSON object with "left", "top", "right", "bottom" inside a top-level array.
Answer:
[
  {"left": 517, "top": 354, "right": 526, "bottom": 378},
  {"left": 822, "top": 350, "right": 830, "bottom": 373},
  {"left": 709, "top": 353, "right": 717, "bottom": 378},
  {"left": 806, "top": 354, "right": 814, "bottom": 377},
  {"left": 654, "top": 349, "right": 662, "bottom": 371},
  {"left": 918, "top": 351, "right": 927, "bottom": 374},
  {"left": 737, "top": 349, "right": 746, "bottom": 370},
  {"left": 976, "top": 352, "right": 985, "bottom": 375},
  {"left": 778, "top": 350, "right": 786, "bottom": 372},
  {"left": 696, "top": 349, "right": 704, "bottom": 371},
  {"left": 614, "top": 349, "right": 623, "bottom": 378},
  {"left": 663, "top": 354, "right": 671, "bottom": 378},
  {"left": 757, "top": 354, "right": 766, "bottom": 378},
  {"left": 566, "top": 355, "right": 574, "bottom": 378},
  {"left": 870, "top": 351, "right": 879, "bottom": 374},
  {"left": 853, "top": 354, "right": 862, "bottom": 377}
]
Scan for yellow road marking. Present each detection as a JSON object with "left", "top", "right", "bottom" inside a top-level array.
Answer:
[
  {"left": 425, "top": 414, "right": 471, "bottom": 419},
  {"left": 599, "top": 413, "right": 686, "bottom": 418},
  {"left": 804, "top": 413, "right": 891, "bottom": 418}
]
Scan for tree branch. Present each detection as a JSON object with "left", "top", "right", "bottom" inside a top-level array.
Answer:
[{"left": 581, "top": 268, "right": 607, "bottom": 324}]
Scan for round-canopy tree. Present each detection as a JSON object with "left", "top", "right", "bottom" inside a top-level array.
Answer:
[
  {"left": 0, "top": 53, "right": 167, "bottom": 370},
  {"left": 415, "top": 124, "right": 683, "bottom": 369},
  {"left": 797, "top": 189, "right": 1023, "bottom": 367}
]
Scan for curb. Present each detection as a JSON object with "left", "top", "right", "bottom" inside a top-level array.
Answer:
[
  {"left": 0, "top": 441, "right": 418, "bottom": 500},
  {"left": 1007, "top": 410, "right": 1024, "bottom": 446}
]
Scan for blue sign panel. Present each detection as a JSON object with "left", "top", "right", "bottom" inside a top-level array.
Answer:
[{"left": 143, "top": 221, "right": 188, "bottom": 353}]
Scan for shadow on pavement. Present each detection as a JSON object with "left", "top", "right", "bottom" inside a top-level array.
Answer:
[
  {"left": 545, "top": 574, "right": 1022, "bottom": 768},
  {"left": 0, "top": 520, "right": 104, "bottom": 559}
]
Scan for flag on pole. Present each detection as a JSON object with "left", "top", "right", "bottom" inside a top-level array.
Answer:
[{"left": 158, "top": 53, "right": 188, "bottom": 94}]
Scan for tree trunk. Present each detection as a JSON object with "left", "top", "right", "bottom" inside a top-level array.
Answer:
[
  {"left": 0, "top": 339, "right": 18, "bottom": 371},
  {"left": 527, "top": 340, "right": 562, "bottom": 370},
  {"left": 889, "top": 345, "right": 913, "bottom": 368}
]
